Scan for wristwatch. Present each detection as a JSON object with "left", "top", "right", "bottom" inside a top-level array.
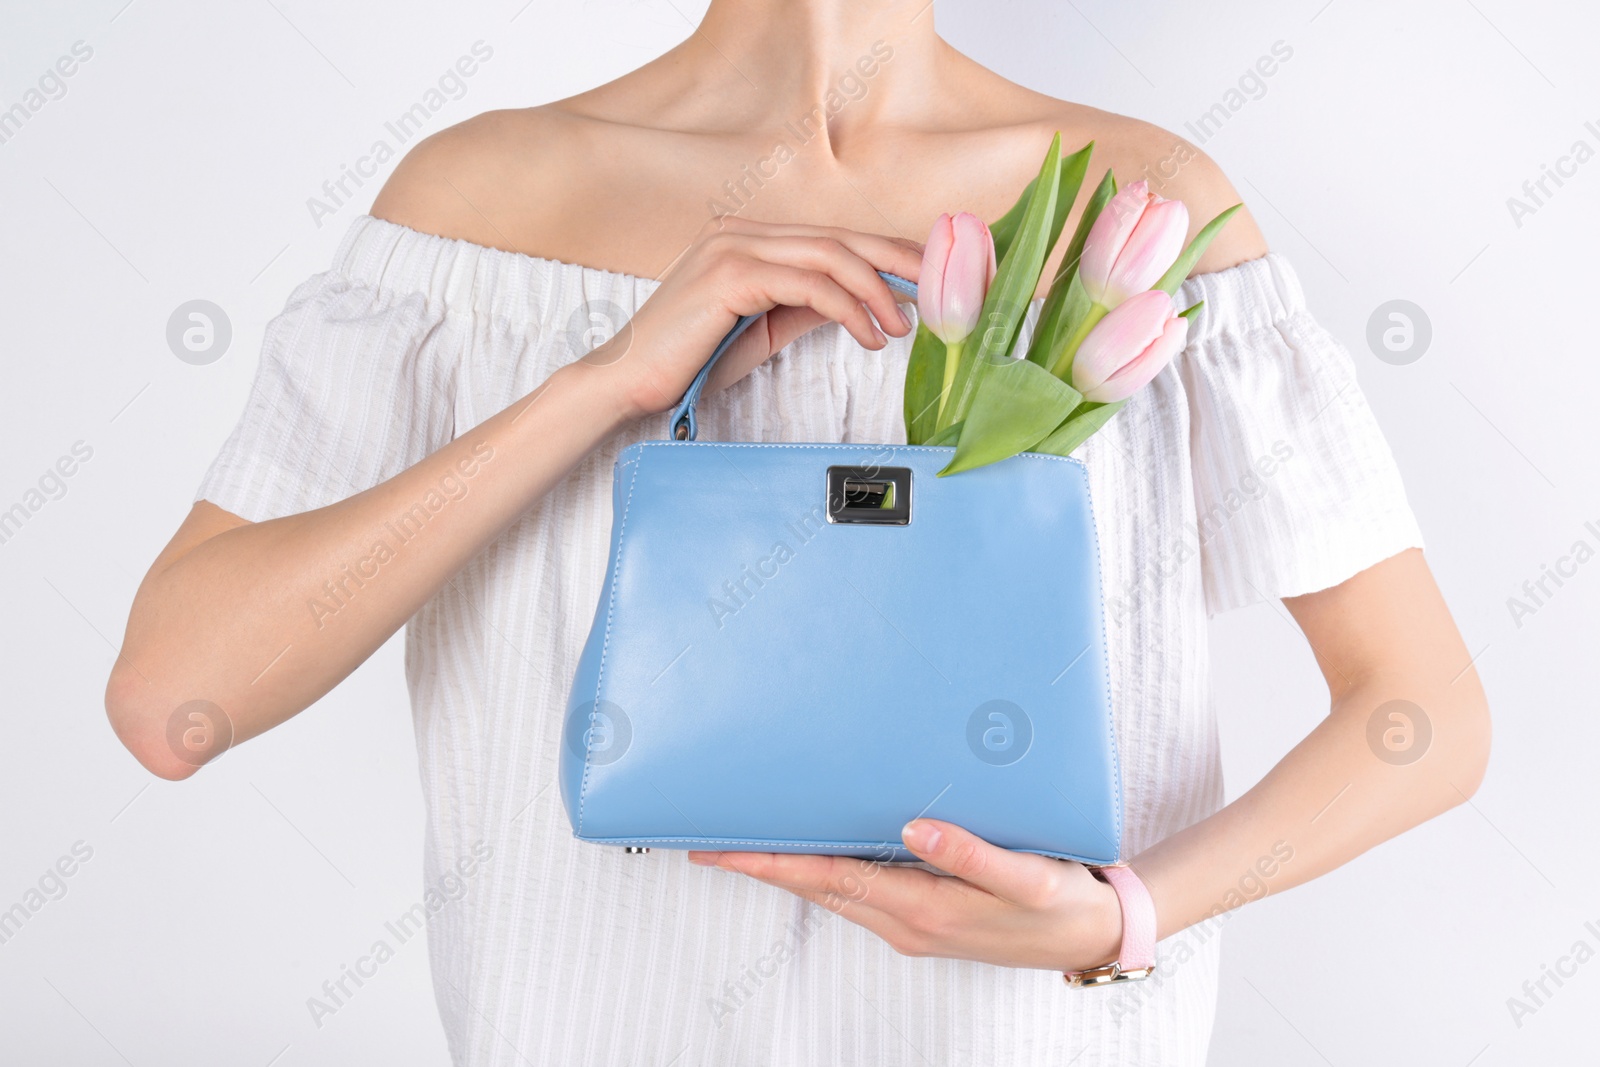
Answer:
[{"left": 1064, "top": 864, "right": 1157, "bottom": 987}]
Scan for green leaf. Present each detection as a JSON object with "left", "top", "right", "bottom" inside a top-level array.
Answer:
[
  {"left": 939, "top": 359, "right": 1083, "bottom": 476},
  {"left": 988, "top": 182, "right": 1032, "bottom": 268},
  {"left": 940, "top": 133, "right": 1063, "bottom": 433},
  {"left": 1153, "top": 203, "right": 1243, "bottom": 296},
  {"left": 1041, "top": 142, "right": 1093, "bottom": 259},
  {"left": 1032, "top": 400, "right": 1126, "bottom": 458},
  {"left": 1026, "top": 168, "right": 1117, "bottom": 371},
  {"left": 990, "top": 142, "right": 1095, "bottom": 302},
  {"left": 1178, "top": 300, "right": 1205, "bottom": 320},
  {"left": 924, "top": 421, "right": 963, "bottom": 448},
  {"left": 901, "top": 324, "right": 948, "bottom": 445},
  {"left": 1053, "top": 169, "right": 1118, "bottom": 291},
  {"left": 1028, "top": 271, "right": 1095, "bottom": 373}
]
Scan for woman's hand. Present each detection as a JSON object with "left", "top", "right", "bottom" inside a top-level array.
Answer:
[
  {"left": 690, "top": 818, "right": 1124, "bottom": 973},
  {"left": 589, "top": 215, "right": 924, "bottom": 420}
]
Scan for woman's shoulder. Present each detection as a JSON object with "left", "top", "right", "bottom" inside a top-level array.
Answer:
[
  {"left": 1015, "top": 95, "right": 1269, "bottom": 276},
  {"left": 368, "top": 105, "right": 593, "bottom": 256},
  {"left": 941, "top": 56, "right": 1266, "bottom": 275}
]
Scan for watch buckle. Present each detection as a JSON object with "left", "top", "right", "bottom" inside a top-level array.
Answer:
[{"left": 1066, "top": 962, "right": 1155, "bottom": 987}]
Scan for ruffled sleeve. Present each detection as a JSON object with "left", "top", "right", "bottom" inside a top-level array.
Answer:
[
  {"left": 195, "top": 219, "right": 466, "bottom": 522},
  {"left": 1173, "top": 253, "right": 1423, "bottom": 614}
]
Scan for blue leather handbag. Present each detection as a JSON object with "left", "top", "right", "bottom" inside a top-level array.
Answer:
[{"left": 560, "top": 273, "right": 1122, "bottom": 864}]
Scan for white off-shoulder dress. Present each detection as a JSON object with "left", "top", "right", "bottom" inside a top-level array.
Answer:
[{"left": 198, "top": 216, "right": 1422, "bottom": 1066}]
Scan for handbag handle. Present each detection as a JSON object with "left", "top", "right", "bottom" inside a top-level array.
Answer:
[{"left": 668, "top": 271, "right": 919, "bottom": 441}]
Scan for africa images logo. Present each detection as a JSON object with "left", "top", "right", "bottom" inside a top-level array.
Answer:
[{"left": 0, "top": 41, "right": 93, "bottom": 148}]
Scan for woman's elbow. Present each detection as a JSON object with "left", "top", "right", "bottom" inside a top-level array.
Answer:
[
  {"left": 104, "top": 661, "right": 204, "bottom": 782},
  {"left": 1440, "top": 675, "right": 1492, "bottom": 803}
]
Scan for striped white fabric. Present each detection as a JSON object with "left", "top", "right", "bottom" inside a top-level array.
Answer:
[{"left": 198, "top": 216, "right": 1422, "bottom": 1066}]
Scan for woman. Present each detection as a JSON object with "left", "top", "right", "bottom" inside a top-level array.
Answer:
[{"left": 107, "top": 1, "right": 1490, "bottom": 1063}]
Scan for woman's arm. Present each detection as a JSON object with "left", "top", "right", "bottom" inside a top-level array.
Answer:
[
  {"left": 107, "top": 367, "right": 633, "bottom": 781},
  {"left": 699, "top": 549, "right": 1490, "bottom": 972},
  {"left": 1132, "top": 548, "right": 1490, "bottom": 936},
  {"left": 107, "top": 205, "right": 923, "bottom": 781}
]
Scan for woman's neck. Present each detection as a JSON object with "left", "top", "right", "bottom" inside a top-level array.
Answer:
[{"left": 685, "top": 0, "right": 949, "bottom": 149}]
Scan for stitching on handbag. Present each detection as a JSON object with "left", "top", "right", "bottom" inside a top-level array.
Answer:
[
  {"left": 1076, "top": 461, "right": 1124, "bottom": 859},
  {"left": 577, "top": 445, "right": 645, "bottom": 835},
  {"left": 575, "top": 835, "right": 1112, "bottom": 864},
  {"left": 627, "top": 440, "right": 1088, "bottom": 473}
]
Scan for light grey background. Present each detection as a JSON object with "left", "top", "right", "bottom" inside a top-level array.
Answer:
[{"left": 1, "top": 1, "right": 1595, "bottom": 1063}]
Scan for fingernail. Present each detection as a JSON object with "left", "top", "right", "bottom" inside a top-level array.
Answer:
[
  {"left": 897, "top": 306, "right": 912, "bottom": 330},
  {"left": 873, "top": 325, "right": 887, "bottom": 346},
  {"left": 902, "top": 820, "right": 940, "bottom": 853},
  {"left": 688, "top": 853, "right": 714, "bottom": 866}
]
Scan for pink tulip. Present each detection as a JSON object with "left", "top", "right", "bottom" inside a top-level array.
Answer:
[
  {"left": 1079, "top": 181, "right": 1189, "bottom": 307},
  {"left": 1071, "top": 289, "right": 1189, "bottom": 403},
  {"left": 918, "top": 212, "right": 996, "bottom": 345}
]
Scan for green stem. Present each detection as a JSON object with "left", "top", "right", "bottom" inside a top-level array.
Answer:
[
  {"left": 1046, "top": 301, "right": 1109, "bottom": 382},
  {"left": 935, "top": 338, "right": 964, "bottom": 425}
]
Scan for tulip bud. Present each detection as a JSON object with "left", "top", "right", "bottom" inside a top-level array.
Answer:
[
  {"left": 1071, "top": 290, "right": 1189, "bottom": 403},
  {"left": 918, "top": 212, "right": 996, "bottom": 346},
  {"left": 1079, "top": 181, "right": 1189, "bottom": 308}
]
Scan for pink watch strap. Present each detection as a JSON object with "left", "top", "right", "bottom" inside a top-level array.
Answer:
[
  {"left": 1099, "top": 865, "right": 1156, "bottom": 970},
  {"left": 1065, "top": 865, "right": 1157, "bottom": 986}
]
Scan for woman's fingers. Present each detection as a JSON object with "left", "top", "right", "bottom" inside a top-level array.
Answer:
[
  {"left": 899, "top": 819, "right": 1076, "bottom": 909},
  {"left": 616, "top": 217, "right": 927, "bottom": 416},
  {"left": 705, "top": 850, "right": 947, "bottom": 916},
  {"left": 738, "top": 262, "right": 887, "bottom": 351},
  {"left": 715, "top": 231, "right": 912, "bottom": 342},
  {"left": 705, "top": 305, "right": 830, "bottom": 393},
  {"left": 782, "top": 887, "right": 925, "bottom": 950},
  {"left": 716, "top": 217, "right": 925, "bottom": 286},
  {"left": 694, "top": 849, "right": 1010, "bottom": 961},
  {"left": 748, "top": 234, "right": 915, "bottom": 340},
  {"left": 700, "top": 225, "right": 921, "bottom": 390},
  {"left": 802, "top": 227, "right": 924, "bottom": 289},
  {"left": 705, "top": 851, "right": 898, "bottom": 896},
  {"left": 757, "top": 305, "right": 827, "bottom": 355}
]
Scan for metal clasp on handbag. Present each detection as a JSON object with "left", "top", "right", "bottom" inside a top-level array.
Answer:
[{"left": 826, "top": 466, "right": 912, "bottom": 526}]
